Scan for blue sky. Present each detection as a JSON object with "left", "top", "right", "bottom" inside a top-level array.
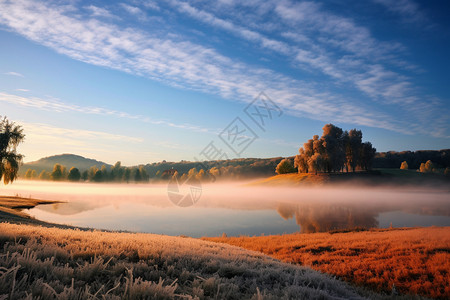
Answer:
[{"left": 0, "top": 0, "right": 449, "bottom": 165}]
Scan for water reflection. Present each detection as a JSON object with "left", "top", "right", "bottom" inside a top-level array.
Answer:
[
  {"left": 1, "top": 180, "right": 449, "bottom": 236},
  {"left": 277, "top": 203, "right": 378, "bottom": 233}
]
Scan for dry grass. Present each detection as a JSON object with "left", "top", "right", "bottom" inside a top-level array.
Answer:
[
  {"left": 204, "top": 227, "right": 450, "bottom": 299},
  {"left": 0, "top": 222, "right": 404, "bottom": 300},
  {"left": 247, "top": 173, "right": 330, "bottom": 186}
]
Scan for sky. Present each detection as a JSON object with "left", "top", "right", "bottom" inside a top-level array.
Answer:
[{"left": 0, "top": 0, "right": 449, "bottom": 166}]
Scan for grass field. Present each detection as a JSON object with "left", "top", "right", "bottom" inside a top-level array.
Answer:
[
  {"left": 0, "top": 222, "right": 407, "bottom": 300},
  {"left": 248, "top": 169, "right": 449, "bottom": 187},
  {"left": 204, "top": 227, "right": 450, "bottom": 299}
]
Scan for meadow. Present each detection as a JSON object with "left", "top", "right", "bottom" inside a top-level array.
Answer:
[
  {"left": 204, "top": 227, "right": 450, "bottom": 299},
  {"left": 0, "top": 222, "right": 406, "bottom": 300}
]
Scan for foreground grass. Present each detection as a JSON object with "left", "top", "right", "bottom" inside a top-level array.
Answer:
[
  {"left": 204, "top": 227, "right": 450, "bottom": 299},
  {"left": 0, "top": 223, "right": 407, "bottom": 300}
]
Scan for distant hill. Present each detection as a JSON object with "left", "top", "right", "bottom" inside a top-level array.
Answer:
[{"left": 20, "top": 154, "right": 111, "bottom": 175}]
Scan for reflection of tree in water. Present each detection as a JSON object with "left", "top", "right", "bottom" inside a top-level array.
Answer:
[{"left": 277, "top": 203, "right": 379, "bottom": 233}]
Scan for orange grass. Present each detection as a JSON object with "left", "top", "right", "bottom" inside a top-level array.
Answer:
[{"left": 203, "top": 227, "right": 450, "bottom": 299}]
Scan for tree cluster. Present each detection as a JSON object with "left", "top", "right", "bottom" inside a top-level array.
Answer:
[{"left": 294, "top": 124, "right": 376, "bottom": 174}]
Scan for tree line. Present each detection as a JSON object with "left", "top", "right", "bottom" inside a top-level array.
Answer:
[{"left": 24, "top": 162, "right": 150, "bottom": 183}]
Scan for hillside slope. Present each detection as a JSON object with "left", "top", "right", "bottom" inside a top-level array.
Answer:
[{"left": 21, "top": 154, "right": 111, "bottom": 175}]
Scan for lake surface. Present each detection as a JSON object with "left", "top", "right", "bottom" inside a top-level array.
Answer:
[{"left": 2, "top": 180, "right": 450, "bottom": 237}]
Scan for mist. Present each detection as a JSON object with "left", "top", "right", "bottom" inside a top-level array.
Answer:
[{"left": 2, "top": 180, "right": 449, "bottom": 237}]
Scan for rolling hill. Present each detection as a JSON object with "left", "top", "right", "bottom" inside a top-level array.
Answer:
[{"left": 20, "top": 154, "right": 111, "bottom": 175}]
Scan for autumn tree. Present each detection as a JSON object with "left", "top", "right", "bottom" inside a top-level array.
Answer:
[
  {"left": 25, "top": 169, "right": 37, "bottom": 179},
  {"left": 419, "top": 160, "right": 434, "bottom": 173},
  {"left": 400, "top": 161, "right": 409, "bottom": 170},
  {"left": 276, "top": 158, "right": 295, "bottom": 174},
  {"left": 209, "top": 167, "right": 220, "bottom": 178},
  {"left": 38, "top": 170, "right": 50, "bottom": 180},
  {"left": 294, "top": 148, "right": 309, "bottom": 173},
  {"left": 0, "top": 116, "right": 25, "bottom": 184}
]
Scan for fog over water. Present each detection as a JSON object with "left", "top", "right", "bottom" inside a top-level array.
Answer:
[{"left": 2, "top": 180, "right": 449, "bottom": 237}]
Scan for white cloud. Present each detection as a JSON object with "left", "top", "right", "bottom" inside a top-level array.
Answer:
[
  {"left": 15, "top": 88, "right": 29, "bottom": 92},
  {"left": 120, "top": 3, "right": 147, "bottom": 21},
  {"left": 4, "top": 71, "right": 24, "bottom": 77}
]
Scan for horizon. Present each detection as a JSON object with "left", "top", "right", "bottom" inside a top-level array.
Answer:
[
  {"left": 23, "top": 147, "right": 450, "bottom": 167},
  {"left": 1, "top": 0, "right": 449, "bottom": 165}
]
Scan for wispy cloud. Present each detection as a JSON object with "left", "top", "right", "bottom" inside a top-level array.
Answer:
[
  {"left": 4, "top": 71, "right": 24, "bottom": 77},
  {"left": 19, "top": 121, "right": 144, "bottom": 143},
  {"left": 120, "top": 3, "right": 147, "bottom": 21},
  {"left": 15, "top": 88, "right": 29, "bottom": 92},
  {"left": 0, "top": 0, "right": 447, "bottom": 138},
  {"left": 373, "top": 0, "right": 431, "bottom": 26},
  {"left": 85, "top": 5, "right": 119, "bottom": 20},
  {"left": 0, "top": 92, "right": 213, "bottom": 133}
]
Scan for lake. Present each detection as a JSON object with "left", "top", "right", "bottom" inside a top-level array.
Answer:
[{"left": 2, "top": 180, "right": 450, "bottom": 237}]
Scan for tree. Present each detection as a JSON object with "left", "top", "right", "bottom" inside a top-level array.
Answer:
[
  {"left": 196, "top": 169, "right": 207, "bottom": 181},
  {"left": 100, "top": 165, "right": 109, "bottom": 181},
  {"left": 51, "top": 164, "right": 64, "bottom": 181},
  {"left": 209, "top": 167, "right": 220, "bottom": 178},
  {"left": 81, "top": 170, "right": 88, "bottom": 181},
  {"left": 133, "top": 167, "right": 142, "bottom": 182},
  {"left": 139, "top": 166, "right": 149, "bottom": 182},
  {"left": 276, "top": 158, "right": 295, "bottom": 174},
  {"left": 68, "top": 167, "right": 81, "bottom": 181},
  {"left": 38, "top": 170, "right": 51, "bottom": 180},
  {"left": 93, "top": 169, "right": 103, "bottom": 182},
  {"left": 25, "top": 168, "right": 37, "bottom": 179},
  {"left": 0, "top": 116, "right": 25, "bottom": 184},
  {"left": 346, "top": 129, "right": 362, "bottom": 172},
  {"left": 294, "top": 148, "right": 309, "bottom": 173},
  {"left": 308, "top": 153, "right": 324, "bottom": 175},
  {"left": 123, "top": 168, "right": 131, "bottom": 183},
  {"left": 400, "top": 161, "right": 408, "bottom": 170},
  {"left": 419, "top": 160, "right": 434, "bottom": 173},
  {"left": 360, "top": 142, "right": 376, "bottom": 171},
  {"left": 111, "top": 161, "right": 124, "bottom": 181}
]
